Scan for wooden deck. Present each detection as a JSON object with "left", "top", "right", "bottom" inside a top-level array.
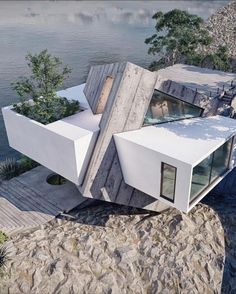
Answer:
[
  {"left": 0, "top": 166, "right": 88, "bottom": 236},
  {"left": 0, "top": 178, "right": 60, "bottom": 235}
]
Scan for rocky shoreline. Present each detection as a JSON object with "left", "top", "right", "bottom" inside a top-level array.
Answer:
[
  {"left": 0, "top": 201, "right": 226, "bottom": 294},
  {"left": 202, "top": 1, "right": 236, "bottom": 57}
]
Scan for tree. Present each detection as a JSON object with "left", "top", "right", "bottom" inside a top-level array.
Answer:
[
  {"left": 145, "top": 9, "right": 212, "bottom": 70},
  {"left": 12, "top": 50, "right": 80, "bottom": 125},
  {"left": 12, "top": 49, "right": 71, "bottom": 102},
  {"left": 200, "top": 46, "right": 231, "bottom": 72}
]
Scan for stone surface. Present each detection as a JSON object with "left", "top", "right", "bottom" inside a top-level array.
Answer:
[
  {"left": 0, "top": 199, "right": 230, "bottom": 294},
  {"left": 201, "top": 1, "right": 236, "bottom": 58}
]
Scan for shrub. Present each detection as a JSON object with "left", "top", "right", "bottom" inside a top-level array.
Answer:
[
  {"left": 13, "top": 96, "right": 80, "bottom": 125},
  {"left": 19, "top": 156, "right": 39, "bottom": 173},
  {"left": 0, "top": 158, "right": 20, "bottom": 180},
  {"left": 0, "top": 232, "right": 7, "bottom": 245},
  {"left": 0, "top": 246, "right": 8, "bottom": 274},
  {"left": 12, "top": 49, "right": 80, "bottom": 125}
]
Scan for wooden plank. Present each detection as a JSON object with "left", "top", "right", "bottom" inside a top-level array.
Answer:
[
  {"left": 101, "top": 69, "right": 159, "bottom": 204},
  {"left": 114, "top": 180, "right": 134, "bottom": 205},
  {"left": 0, "top": 183, "right": 56, "bottom": 221},
  {"left": 101, "top": 153, "right": 123, "bottom": 202},
  {"left": 84, "top": 62, "right": 122, "bottom": 114},
  {"left": 80, "top": 62, "right": 161, "bottom": 211},
  {"left": 81, "top": 62, "right": 145, "bottom": 198}
]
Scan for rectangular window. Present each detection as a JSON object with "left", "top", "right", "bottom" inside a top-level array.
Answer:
[
  {"left": 160, "top": 162, "right": 176, "bottom": 202},
  {"left": 190, "top": 137, "right": 234, "bottom": 203},
  {"left": 143, "top": 90, "right": 203, "bottom": 126}
]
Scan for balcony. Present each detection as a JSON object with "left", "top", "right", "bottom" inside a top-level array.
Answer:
[{"left": 2, "top": 84, "right": 101, "bottom": 185}]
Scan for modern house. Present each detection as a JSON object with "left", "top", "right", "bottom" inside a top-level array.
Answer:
[{"left": 2, "top": 63, "right": 236, "bottom": 213}]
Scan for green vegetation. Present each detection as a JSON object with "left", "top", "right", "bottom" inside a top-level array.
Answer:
[
  {"left": 0, "top": 156, "right": 39, "bottom": 181},
  {"left": 0, "top": 246, "right": 8, "bottom": 277},
  {"left": 146, "top": 9, "right": 233, "bottom": 72},
  {"left": 18, "top": 156, "right": 39, "bottom": 174},
  {"left": 46, "top": 174, "right": 66, "bottom": 185},
  {"left": 0, "top": 158, "right": 20, "bottom": 180},
  {"left": 0, "top": 232, "right": 7, "bottom": 245},
  {"left": 0, "top": 232, "right": 8, "bottom": 276},
  {"left": 12, "top": 49, "right": 80, "bottom": 125}
]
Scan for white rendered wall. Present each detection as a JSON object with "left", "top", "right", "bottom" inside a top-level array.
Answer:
[
  {"left": 114, "top": 134, "right": 192, "bottom": 212},
  {"left": 2, "top": 107, "right": 99, "bottom": 185}
]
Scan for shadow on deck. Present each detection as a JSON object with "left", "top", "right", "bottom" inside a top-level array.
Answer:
[{"left": 0, "top": 166, "right": 87, "bottom": 235}]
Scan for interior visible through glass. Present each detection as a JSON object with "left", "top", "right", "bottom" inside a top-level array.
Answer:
[
  {"left": 144, "top": 90, "right": 203, "bottom": 125},
  {"left": 161, "top": 163, "right": 176, "bottom": 201},
  {"left": 190, "top": 137, "right": 233, "bottom": 202}
]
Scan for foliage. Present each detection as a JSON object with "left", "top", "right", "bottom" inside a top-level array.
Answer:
[
  {"left": 0, "top": 246, "right": 8, "bottom": 274},
  {"left": 12, "top": 50, "right": 80, "bottom": 125},
  {"left": 145, "top": 9, "right": 212, "bottom": 69},
  {"left": 0, "top": 156, "right": 39, "bottom": 181},
  {"left": 145, "top": 9, "right": 233, "bottom": 72},
  {"left": 13, "top": 96, "right": 80, "bottom": 125},
  {"left": 0, "top": 158, "right": 20, "bottom": 180},
  {"left": 200, "top": 46, "right": 231, "bottom": 72},
  {"left": 19, "top": 155, "right": 39, "bottom": 174},
  {"left": 0, "top": 232, "right": 8, "bottom": 245},
  {"left": 12, "top": 49, "right": 71, "bottom": 101}
]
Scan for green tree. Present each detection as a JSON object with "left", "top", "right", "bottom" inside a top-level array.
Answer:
[
  {"left": 12, "top": 49, "right": 71, "bottom": 102},
  {"left": 200, "top": 46, "right": 231, "bottom": 72},
  {"left": 12, "top": 50, "right": 80, "bottom": 124},
  {"left": 145, "top": 9, "right": 212, "bottom": 70}
]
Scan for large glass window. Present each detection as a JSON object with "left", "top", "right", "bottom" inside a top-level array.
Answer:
[
  {"left": 161, "top": 163, "right": 176, "bottom": 202},
  {"left": 211, "top": 140, "right": 232, "bottom": 181},
  {"left": 144, "top": 90, "right": 203, "bottom": 126},
  {"left": 190, "top": 154, "right": 213, "bottom": 201},
  {"left": 190, "top": 137, "right": 233, "bottom": 202}
]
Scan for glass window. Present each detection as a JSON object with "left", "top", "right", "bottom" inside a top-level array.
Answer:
[
  {"left": 211, "top": 139, "right": 232, "bottom": 181},
  {"left": 190, "top": 137, "right": 233, "bottom": 203},
  {"left": 143, "top": 90, "right": 203, "bottom": 126},
  {"left": 161, "top": 163, "right": 176, "bottom": 202},
  {"left": 190, "top": 154, "right": 213, "bottom": 201}
]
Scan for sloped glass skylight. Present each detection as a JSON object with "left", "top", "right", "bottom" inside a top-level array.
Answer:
[{"left": 143, "top": 90, "right": 203, "bottom": 126}]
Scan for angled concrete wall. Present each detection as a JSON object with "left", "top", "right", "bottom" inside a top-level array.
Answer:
[{"left": 79, "top": 62, "right": 169, "bottom": 212}]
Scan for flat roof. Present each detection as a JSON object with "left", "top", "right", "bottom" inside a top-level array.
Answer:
[
  {"left": 47, "top": 83, "right": 101, "bottom": 140},
  {"left": 158, "top": 64, "right": 236, "bottom": 97},
  {"left": 115, "top": 116, "right": 236, "bottom": 166}
]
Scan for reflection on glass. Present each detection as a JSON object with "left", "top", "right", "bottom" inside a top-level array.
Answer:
[
  {"left": 190, "top": 154, "right": 213, "bottom": 201},
  {"left": 211, "top": 139, "right": 232, "bottom": 181},
  {"left": 144, "top": 90, "right": 203, "bottom": 125},
  {"left": 190, "top": 137, "right": 233, "bottom": 203},
  {"left": 161, "top": 163, "right": 176, "bottom": 202}
]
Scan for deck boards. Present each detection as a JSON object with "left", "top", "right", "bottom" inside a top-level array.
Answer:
[{"left": 0, "top": 178, "right": 60, "bottom": 235}]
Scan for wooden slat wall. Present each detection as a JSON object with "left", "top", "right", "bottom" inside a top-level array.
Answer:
[
  {"left": 84, "top": 62, "right": 125, "bottom": 114},
  {"left": 79, "top": 62, "right": 169, "bottom": 212}
]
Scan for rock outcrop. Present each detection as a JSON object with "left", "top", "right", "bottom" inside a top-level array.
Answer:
[
  {"left": 1, "top": 202, "right": 226, "bottom": 293},
  {"left": 202, "top": 1, "right": 236, "bottom": 57}
]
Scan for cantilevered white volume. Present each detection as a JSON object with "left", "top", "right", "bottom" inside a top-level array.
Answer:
[
  {"left": 114, "top": 115, "right": 236, "bottom": 212},
  {"left": 2, "top": 84, "right": 101, "bottom": 185}
]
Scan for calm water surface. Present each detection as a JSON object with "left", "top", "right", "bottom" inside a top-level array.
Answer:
[{"left": 0, "top": 1, "right": 229, "bottom": 159}]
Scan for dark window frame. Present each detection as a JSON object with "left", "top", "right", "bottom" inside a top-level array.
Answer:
[
  {"left": 160, "top": 162, "right": 177, "bottom": 203},
  {"left": 143, "top": 89, "right": 204, "bottom": 127},
  {"left": 189, "top": 136, "right": 234, "bottom": 204}
]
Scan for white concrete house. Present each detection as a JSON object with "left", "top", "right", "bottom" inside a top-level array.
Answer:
[{"left": 2, "top": 63, "right": 236, "bottom": 213}]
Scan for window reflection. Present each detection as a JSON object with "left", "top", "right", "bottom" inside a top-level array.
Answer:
[
  {"left": 161, "top": 163, "right": 176, "bottom": 202},
  {"left": 190, "top": 137, "right": 233, "bottom": 202},
  {"left": 144, "top": 90, "right": 203, "bottom": 125}
]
